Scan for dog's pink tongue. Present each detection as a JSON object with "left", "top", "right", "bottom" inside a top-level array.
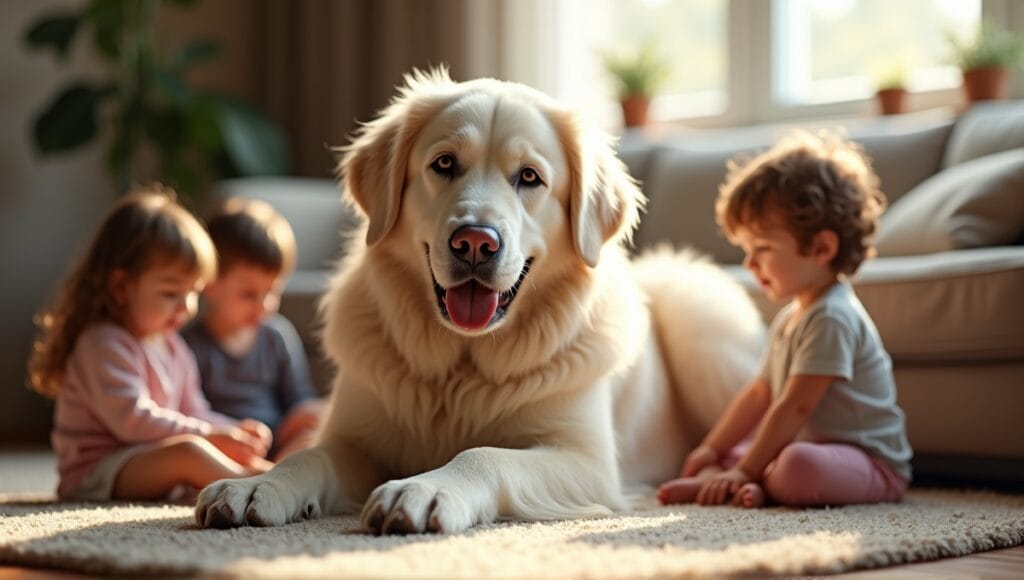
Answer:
[{"left": 445, "top": 280, "right": 499, "bottom": 330}]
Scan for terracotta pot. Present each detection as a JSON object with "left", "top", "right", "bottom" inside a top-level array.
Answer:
[
  {"left": 962, "top": 67, "right": 1009, "bottom": 103},
  {"left": 875, "top": 88, "right": 907, "bottom": 115},
  {"left": 620, "top": 95, "right": 651, "bottom": 128}
]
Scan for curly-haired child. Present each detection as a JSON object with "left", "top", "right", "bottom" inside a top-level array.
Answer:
[{"left": 658, "top": 131, "right": 913, "bottom": 508}]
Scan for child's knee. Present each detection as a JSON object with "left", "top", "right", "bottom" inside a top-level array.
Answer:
[
  {"left": 164, "top": 434, "right": 216, "bottom": 457},
  {"left": 763, "top": 443, "right": 825, "bottom": 503}
]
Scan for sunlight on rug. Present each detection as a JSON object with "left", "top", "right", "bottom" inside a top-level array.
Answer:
[{"left": 2, "top": 489, "right": 1023, "bottom": 578}]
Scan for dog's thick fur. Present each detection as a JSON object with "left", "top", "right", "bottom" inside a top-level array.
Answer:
[{"left": 195, "top": 69, "right": 764, "bottom": 534}]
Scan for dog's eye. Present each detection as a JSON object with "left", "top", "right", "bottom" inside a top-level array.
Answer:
[
  {"left": 517, "top": 167, "right": 543, "bottom": 188},
  {"left": 430, "top": 154, "right": 458, "bottom": 177}
]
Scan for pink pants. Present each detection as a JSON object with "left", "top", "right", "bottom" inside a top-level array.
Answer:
[{"left": 722, "top": 441, "right": 908, "bottom": 507}]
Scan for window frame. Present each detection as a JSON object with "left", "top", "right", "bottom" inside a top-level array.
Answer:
[
  {"left": 716, "top": 0, "right": 1013, "bottom": 127},
  {"left": 472, "top": 0, "right": 1020, "bottom": 129}
]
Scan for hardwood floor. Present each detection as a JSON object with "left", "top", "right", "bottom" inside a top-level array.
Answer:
[
  {"left": 3, "top": 545, "right": 1023, "bottom": 578},
  {"left": 840, "top": 544, "right": 1024, "bottom": 578}
]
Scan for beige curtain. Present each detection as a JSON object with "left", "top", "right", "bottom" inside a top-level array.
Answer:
[{"left": 253, "top": 0, "right": 475, "bottom": 177}]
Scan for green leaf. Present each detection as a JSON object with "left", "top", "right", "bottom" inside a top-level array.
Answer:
[
  {"left": 152, "top": 69, "right": 194, "bottom": 105},
  {"left": 24, "top": 14, "right": 82, "bottom": 58},
  {"left": 211, "top": 97, "right": 290, "bottom": 176},
  {"left": 187, "top": 102, "right": 223, "bottom": 153},
  {"left": 32, "top": 83, "right": 112, "bottom": 153},
  {"left": 87, "top": 0, "right": 124, "bottom": 61},
  {"left": 170, "top": 40, "right": 221, "bottom": 71}
]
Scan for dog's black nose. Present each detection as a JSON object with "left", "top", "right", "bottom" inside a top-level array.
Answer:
[{"left": 449, "top": 225, "right": 501, "bottom": 267}]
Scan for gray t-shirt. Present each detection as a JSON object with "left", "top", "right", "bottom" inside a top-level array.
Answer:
[
  {"left": 759, "top": 281, "right": 913, "bottom": 480},
  {"left": 180, "top": 314, "right": 317, "bottom": 432}
]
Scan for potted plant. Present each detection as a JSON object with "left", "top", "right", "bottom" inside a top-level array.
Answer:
[
  {"left": 947, "top": 21, "right": 1024, "bottom": 103},
  {"left": 873, "top": 65, "right": 908, "bottom": 115},
  {"left": 24, "top": 0, "right": 290, "bottom": 198},
  {"left": 601, "top": 42, "right": 670, "bottom": 128}
]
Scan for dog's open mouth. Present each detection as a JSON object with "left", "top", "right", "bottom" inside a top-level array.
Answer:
[{"left": 426, "top": 248, "right": 532, "bottom": 331}]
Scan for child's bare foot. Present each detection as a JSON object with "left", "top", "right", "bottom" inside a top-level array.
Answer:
[
  {"left": 658, "top": 477, "right": 706, "bottom": 505},
  {"left": 731, "top": 482, "right": 766, "bottom": 508}
]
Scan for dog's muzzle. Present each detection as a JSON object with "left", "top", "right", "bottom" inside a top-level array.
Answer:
[{"left": 427, "top": 245, "right": 532, "bottom": 332}]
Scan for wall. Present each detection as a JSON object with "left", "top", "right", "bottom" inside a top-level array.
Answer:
[
  {"left": 0, "top": 1, "right": 109, "bottom": 443},
  {"left": 0, "top": 0, "right": 259, "bottom": 444}
]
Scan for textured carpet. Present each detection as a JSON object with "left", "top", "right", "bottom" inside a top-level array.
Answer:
[{"left": 2, "top": 489, "right": 1023, "bottom": 578}]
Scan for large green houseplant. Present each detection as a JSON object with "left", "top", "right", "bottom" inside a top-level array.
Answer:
[
  {"left": 947, "top": 21, "right": 1024, "bottom": 103},
  {"left": 25, "top": 0, "right": 289, "bottom": 198}
]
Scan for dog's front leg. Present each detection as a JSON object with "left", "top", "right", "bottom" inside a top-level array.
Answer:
[
  {"left": 195, "top": 438, "right": 383, "bottom": 528},
  {"left": 362, "top": 444, "right": 622, "bottom": 535},
  {"left": 362, "top": 386, "right": 622, "bottom": 534}
]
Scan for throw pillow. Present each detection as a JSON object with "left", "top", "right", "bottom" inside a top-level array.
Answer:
[
  {"left": 875, "top": 148, "right": 1024, "bottom": 256},
  {"left": 942, "top": 101, "right": 1024, "bottom": 168}
]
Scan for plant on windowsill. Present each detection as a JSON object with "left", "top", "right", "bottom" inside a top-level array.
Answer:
[
  {"left": 947, "top": 20, "right": 1024, "bottom": 104},
  {"left": 601, "top": 41, "right": 671, "bottom": 128},
  {"left": 873, "top": 65, "right": 908, "bottom": 116},
  {"left": 23, "top": 0, "right": 290, "bottom": 199}
]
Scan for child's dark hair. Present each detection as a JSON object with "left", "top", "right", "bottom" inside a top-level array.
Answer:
[
  {"left": 205, "top": 197, "right": 297, "bottom": 276},
  {"left": 715, "top": 130, "right": 887, "bottom": 275},
  {"left": 29, "top": 187, "right": 216, "bottom": 398}
]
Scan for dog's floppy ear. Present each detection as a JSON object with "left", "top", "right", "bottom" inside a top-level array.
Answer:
[
  {"left": 558, "top": 115, "right": 645, "bottom": 267},
  {"left": 337, "top": 68, "right": 457, "bottom": 246}
]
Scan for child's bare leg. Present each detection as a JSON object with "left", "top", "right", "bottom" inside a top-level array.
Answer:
[
  {"left": 731, "top": 482, "right": 766, "bottom": 508},
  {"left": 657, "top": 465, "right": 724, "bottom": 505},
  {"left": 112, "top": 434, "right": 265, "bottom": 501}
]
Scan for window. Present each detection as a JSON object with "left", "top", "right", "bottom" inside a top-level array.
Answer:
[
  {"left": 553, "top": 0, "right": 728, "bottom": 124},
  {"left": 605, "top": 0, "right": 728, "bottom": 118},
  {"left": 774, "top": 0, "right": 981, "bottom": 106},
  {"left": 550, "top": 0, "right": 1002, "bottom": 127}
]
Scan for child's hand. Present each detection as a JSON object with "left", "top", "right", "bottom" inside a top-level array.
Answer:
[
  {"left": 238, "top": 418, "right": 273, "bottom": 457},
  {"left": 696, "top": 466, "right": 751, "bottom": 505},
  {"left": 207, "top": 426, "right": 264, "bottom": 465},
  {"left": 681, "top": 444, "right": 719, "bottom": 477}
]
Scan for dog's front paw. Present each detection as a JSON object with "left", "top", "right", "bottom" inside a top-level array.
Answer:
[
  {"left": 361, "top": 478, "right": 477, "bottom": 534},
  {"left": 195, "top": 476, "right": 297, "bottom": 528}
]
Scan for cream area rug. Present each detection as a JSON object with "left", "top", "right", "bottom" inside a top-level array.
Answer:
[{"left": 1, "top": 490, "right": 1023, "bottom": 578}]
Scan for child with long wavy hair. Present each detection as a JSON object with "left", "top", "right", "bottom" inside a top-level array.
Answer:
[{"left": 29, "top": 188, "right": 274, "bottom": 501}]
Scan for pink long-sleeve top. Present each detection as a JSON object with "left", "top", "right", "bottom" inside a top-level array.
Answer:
[{"left": 51, "top": 322, "right": 236, "bottom": 497}]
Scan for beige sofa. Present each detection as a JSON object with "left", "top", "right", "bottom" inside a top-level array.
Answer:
[
  {"left": 619, "top": 100, "right": 1024, "bottom": 485},
  {"left": 217, "top": 100, "right": 1024, "bottom": 485}
]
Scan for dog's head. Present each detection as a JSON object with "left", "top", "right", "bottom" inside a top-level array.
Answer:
[{"left": 339, "top": 68, "right": 643, "bottom": 335}]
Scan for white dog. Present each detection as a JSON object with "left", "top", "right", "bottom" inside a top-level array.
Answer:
[{"left": 195, "top": 69, "right": 764, "bottom": 534}]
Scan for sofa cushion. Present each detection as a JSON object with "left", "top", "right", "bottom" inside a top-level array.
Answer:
[
  {"left": 627, "top": 118, "right": 953, "bottom": 264},
  {"left": 616, "top": 139, "right": 661, "bottom": 187},
  {"left": 943, "top": 100, "right": 1024, "bottom": 168},
  {"left": 728, "top": 247, "right": 1024, "bottom": 363},
  {"left": 636, "top": 146, "right": 756, "bottom": 264},
  {"left": 855, "top": 247, "right": 1024, "bottom": 362},
  {"left": 853, "top": 122, "right": 951, "bottom": 205},
  {"left": 875, "top": 148, "right": 1024, "bottom": 256}
]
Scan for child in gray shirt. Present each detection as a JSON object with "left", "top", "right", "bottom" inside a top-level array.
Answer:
[
  {"left": 182, "top": 197, "right": 325, "bottom": 461},
  {"left": 659, "top": 130, "right": 912, "bottom": 508}
]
